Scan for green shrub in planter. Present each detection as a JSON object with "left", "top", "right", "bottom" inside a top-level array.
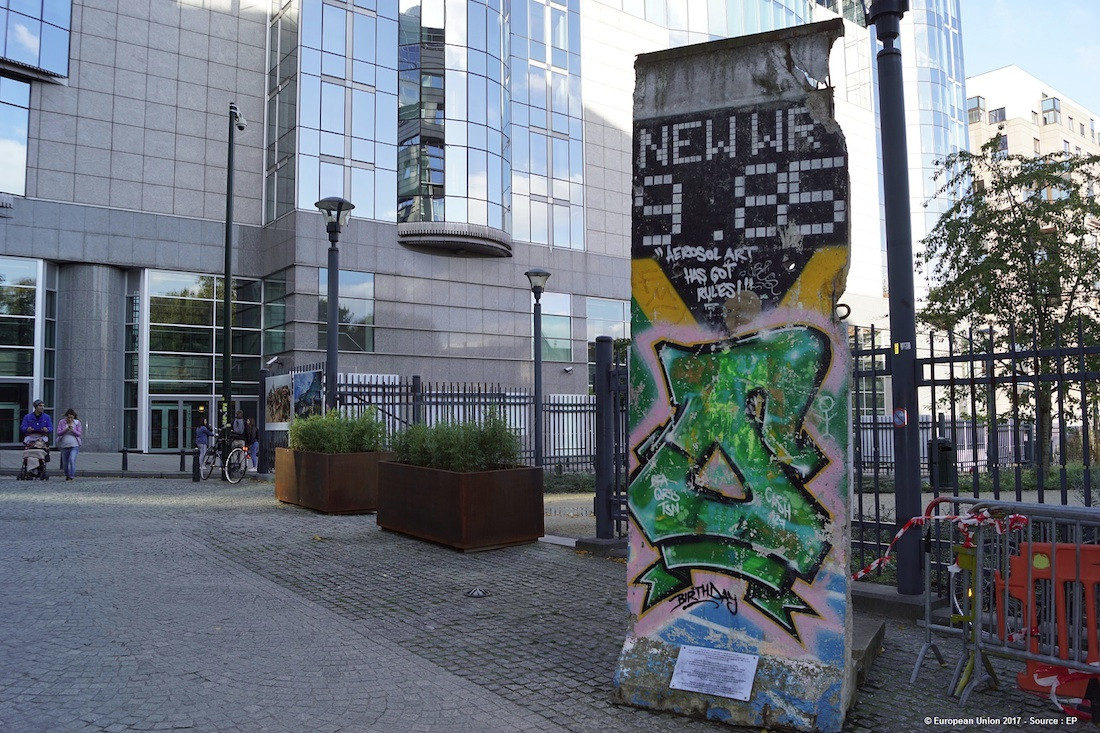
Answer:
[
  {"left": 392, "top": 410, "right": 520, "bottom": 472},
  {"left": 288, "top": 408, "right": 387, "bottom": 454}
]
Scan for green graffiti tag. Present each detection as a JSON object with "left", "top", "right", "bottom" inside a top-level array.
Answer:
[{"left": 630, "top": 325, "right": 833, "bottom": 638}]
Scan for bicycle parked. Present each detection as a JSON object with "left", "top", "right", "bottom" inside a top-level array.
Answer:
[{"left": 199, "top": 428, "right": 249, "bottom": 484}]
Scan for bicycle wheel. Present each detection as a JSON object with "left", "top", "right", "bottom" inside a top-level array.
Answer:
[
  {"left": 200, "top": 449, "right": 217, "bottom": 479},
  {"left": 225, "top": 448, "right": 247, "bottom": 484}
]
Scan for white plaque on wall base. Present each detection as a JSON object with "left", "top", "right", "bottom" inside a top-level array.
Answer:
[{"left": 669, "top": 646, "right": 760, "bottom": 701}]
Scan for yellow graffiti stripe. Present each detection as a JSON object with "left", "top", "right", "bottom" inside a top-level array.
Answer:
[
  {"left": 779, "top": 245, "right": 849, "bottom": 314},
  {"left": 631, "top": 258, "right": 695, "bottom": 327}
]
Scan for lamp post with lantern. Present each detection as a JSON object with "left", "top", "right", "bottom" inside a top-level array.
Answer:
[
  {"left": 525, "top": 268, "right": 551, "bottom": 468},
  {"left": 314, "top": 196, "right": 355, "bottom": 412}
]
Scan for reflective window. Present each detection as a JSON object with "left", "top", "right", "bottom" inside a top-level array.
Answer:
[
  {"left": 1, "top": 0, "right": 70, "bottom": 76},
  {"left": 468, "top": 148, "right": 488, "bottom": 199},
  {"left": 530, "top": 199, "right": 548, "bottom": 244},
  {"left": 445, "top": 146, "right": 467, "bottom": 196},
  {"left": 352, "top": 89, "right": 375, "bottom": 140},
  {"left": 0, "top": 75, "right": 30, "bottom": 196},
  {"left": 0, "top": 256, "right": 38, "bottom": 383},
  {"left": 537, "top": 292, "right": 571, "bottom": 362},
  {"left": 263, "top": 270, "right": 289, "bottom": 356},
  {"left": 142, "top": 270, "right": 262, "bottom": 404},
  {"left": 317, "top": 270, "right": 375, "bottom": 352},
  {"left": 322, "top": 3, "right": 347, "bottom": 57},
  {"left": 512, "top": 1, "right": 583, "bottom": 249},
  {"left": 585, "top": 296, "right": 630, "bottom": 388},
  {"left": 553, "top": 203, "right": 569, "bottom": 247},
  {"left": 468, "top": 74, "right": 487, "bottom": 125},
  {"left": 320, "top": 82, "right": 345, "bottom": 133}
]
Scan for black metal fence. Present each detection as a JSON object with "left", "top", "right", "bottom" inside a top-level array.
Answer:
[
  {"left": 260, "top": 367, "right": 595, "bottom": 474},
  {"left": 851, "top": 321, "right": 1100, "bottom": 590},
  {"left": 264, "top": 321, "right": 1100, "bottom": 589}
]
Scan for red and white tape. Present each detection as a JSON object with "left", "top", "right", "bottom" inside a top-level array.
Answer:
[{"left": 850, "top": 498, "right": 1028, "bottom": 581}]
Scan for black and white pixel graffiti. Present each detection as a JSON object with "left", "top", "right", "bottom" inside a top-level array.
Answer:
[{"left": 633, "top": 101, "right": 849, "bottom": 328}]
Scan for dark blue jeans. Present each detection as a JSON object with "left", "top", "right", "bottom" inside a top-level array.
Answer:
[{"left": 61, "top": 446, "right": 79, "bottom": 479}]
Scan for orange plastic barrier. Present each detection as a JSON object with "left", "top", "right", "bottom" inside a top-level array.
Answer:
[{"left": 995, "top": 542, "right": 1100, "bottom": 699}]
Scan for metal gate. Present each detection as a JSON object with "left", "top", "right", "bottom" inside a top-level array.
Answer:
[
  {"left": 609, "top": 361, "right": 630, "bottom": 537},
  {"left": 594, "top": 336, "right": 630, "bottom": 539}
]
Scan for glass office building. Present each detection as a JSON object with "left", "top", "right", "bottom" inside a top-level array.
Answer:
[{"left": 0, "top": 0, "right": 964, "bottom": 451}]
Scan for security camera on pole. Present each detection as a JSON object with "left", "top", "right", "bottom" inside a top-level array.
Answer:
[{"left": 221, "top": 101, "right": 246, "bottom": 477}]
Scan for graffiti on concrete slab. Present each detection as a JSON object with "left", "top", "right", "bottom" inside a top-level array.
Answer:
[
  {"left": 617, "top": 26, "right": 852, "bottom": 731},
  {"left": 671, "top": 581, "right": 740, "bottom": 616},
  {"left": 629, "top": 326, "right": 833, "bottom": 638},
  {"left": 633, "top": 102, "right": 847, "bottom": 331},
  {"left": 627, "top": 97, "right": 849, "bottom": 644}
]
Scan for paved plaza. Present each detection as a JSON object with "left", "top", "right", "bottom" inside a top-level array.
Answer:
[{"left": 0, "top": 470, "right": 1092, "bottom": 732}]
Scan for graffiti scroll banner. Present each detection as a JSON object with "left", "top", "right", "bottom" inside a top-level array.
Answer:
[{"left": 613, "top": 20, "right": 853, "bottom": 733}]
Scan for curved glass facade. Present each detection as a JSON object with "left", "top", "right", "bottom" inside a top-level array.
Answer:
[
  {"left": 273, "top": 0, "right": 825, "bottom": 252},
  {"left": 395, "top": 0, "right": 509, "bottom": 233},
  {"left": 884, "top": 0, "right": 967, "bottom": 297},
  {"left": 905, "top": 0, "right": 967, "bottom": 235}
]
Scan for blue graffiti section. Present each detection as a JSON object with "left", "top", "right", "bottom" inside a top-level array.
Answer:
[{"left": 630, "top": 325, "right": 832, "bottom": 638}]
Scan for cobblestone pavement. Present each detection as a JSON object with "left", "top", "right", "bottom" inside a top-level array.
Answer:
[{"left": 0, "top": 478, "right": 1093, "bottom": 732}]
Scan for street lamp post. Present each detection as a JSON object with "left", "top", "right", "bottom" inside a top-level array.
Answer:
[
  {"left": 525, "top": 268, "right": 551, "bottom": 468},
  {"left": 868, "top": 1, "right": 922, "bottom": 594},
  {"left": 315, "top": 197, "right": 355, "bottom": 413},
  {"left": 221, "top": 102, "right": 246, "bottom": 444}
]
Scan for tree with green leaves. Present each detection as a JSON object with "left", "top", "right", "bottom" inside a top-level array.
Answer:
[{"left": 920, "top": 134, "right": 1100, "bottom": 481}]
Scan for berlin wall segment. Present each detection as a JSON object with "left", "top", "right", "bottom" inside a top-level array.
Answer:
[{"left": 613, "top": 20, "right": 854, "bottom": 733}]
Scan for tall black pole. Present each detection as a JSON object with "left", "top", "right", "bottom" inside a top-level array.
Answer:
[
  {"left": 314, "top": 197, "right": 354, "bottom": 413},
  {"left": 222, "top": 103, "right": 243, "bottom": 442},
  {"left": 257, "top": 367, "right": 269, "bottom": 473},
  {"left": 594, "top": 335, "right": 613, "bottom": 539},
  {"left": 870, "top": 1, "right": 921, "bottom": 595},
  {"left": 326, "top": 230, "right": 340, "bottom": 413},
  {"left": 532, "top": 290, "right": 544, "bottom": 468}
]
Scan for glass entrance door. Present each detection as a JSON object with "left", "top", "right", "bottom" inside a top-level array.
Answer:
[
  {"left": 0, "top": 382, "right": 29, "bottom": 445},
  {"left": 182, "top": 401, "right": 207, "bottom": 450},
  {"left": 150, "top": 401, "right": 180, "bottom": 451},
  {"left": 150, "top": 400, "right": 211, "bottom": 451}
]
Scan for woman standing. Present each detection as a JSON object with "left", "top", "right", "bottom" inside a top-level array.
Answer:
[
  {"left": 244, "top": 417, "right": 259, "bottom": 469},
  {"left": 56, "top": 408, "right": 83, "bottom": 481},
  {"left": 196, "top": 418, "right": 212, "bottom": 467}
]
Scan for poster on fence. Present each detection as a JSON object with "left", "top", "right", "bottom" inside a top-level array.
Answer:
[
  {"left": 264, "top": 374, "right": 292, "bottom": 430},
  {"left": 293, "top": 371, "right": 324, "bottom": 419}
]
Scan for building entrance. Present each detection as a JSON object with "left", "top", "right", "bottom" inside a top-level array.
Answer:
[
  {"left": 149, "top": 400, "right": 208, "bottom": 452},
  {"left": 0, "top": 382, "right": 30, "bottom": 446}
]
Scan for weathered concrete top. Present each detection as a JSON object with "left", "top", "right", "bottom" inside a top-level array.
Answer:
[{"left": 635, "top": 19, "right": 845, "bottom": 119}]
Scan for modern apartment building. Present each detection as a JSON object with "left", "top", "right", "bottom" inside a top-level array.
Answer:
[
  {"left": 966, "top": 65, "right": 1100, "bottom": 161},
  {"left": 0, "top": 0, "right": 964, "bottom": 452}
]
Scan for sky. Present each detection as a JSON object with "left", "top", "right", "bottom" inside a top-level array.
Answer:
[{"left": 958, "top": 1, "right": 1100, "bottom": 116}]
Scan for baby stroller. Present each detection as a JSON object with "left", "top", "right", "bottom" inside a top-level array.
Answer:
[{"left": 18, "top": 439, "right": 50, "bottom": 480}]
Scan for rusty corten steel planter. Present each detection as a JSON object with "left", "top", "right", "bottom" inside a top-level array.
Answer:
[
  {"left": 275, "top": 447, "right": 394, "bottom": 514},
  {"left": 377, "top": 462, "right": 544, "bottom": 551}
]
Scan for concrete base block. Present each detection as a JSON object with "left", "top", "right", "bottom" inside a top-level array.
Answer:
[
  {"left": 613, "top": 635, "right": 851, "bottom": 732},
  {"left": 574, "top": 537, "right": 627, "bottom": 557}
]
